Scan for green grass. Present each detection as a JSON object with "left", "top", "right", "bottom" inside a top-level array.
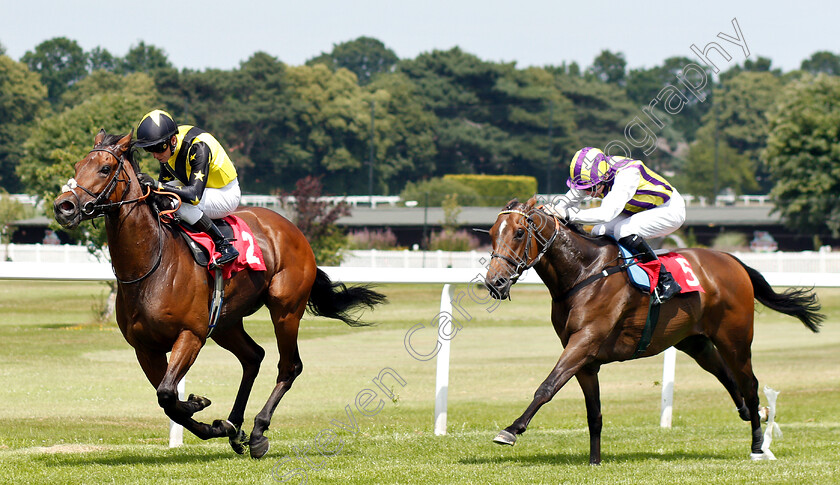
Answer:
[{"left": 1, "top": 280, "right": 839, "bottom": 484}]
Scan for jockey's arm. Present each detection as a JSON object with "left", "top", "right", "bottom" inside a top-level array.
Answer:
[
  {"left": 551, "top": 188, "right": 587, "bottom": 209},
  {"left": 568, "top": 167, "right": 640, "bottom": 225},
  {"left": 161, "top": 142, "right": 210, "bottom": 205}
]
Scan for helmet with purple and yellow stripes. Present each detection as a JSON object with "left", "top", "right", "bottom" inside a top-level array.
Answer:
[{"left": 567, "top": 147, "right": 615, "bottom": 189}]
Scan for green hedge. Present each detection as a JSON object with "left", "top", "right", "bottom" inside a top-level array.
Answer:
[{"left": 443, "top": 174, "right": 538, "bottom": 206}]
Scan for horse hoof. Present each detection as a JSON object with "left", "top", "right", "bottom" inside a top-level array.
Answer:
[
  {"left": 750, "top": 452, "right": 771, "bottom": 461},
  {"left": 250, "top": 436, "right": 270, "bottom": 459},
  {"left": 758, "top": 406, "right": 769, "bottom": 423},
  {"left": 188, "top": 394, "right": 212, "bottom": 410},
  {"left": 229, "top": 428, "right": 249, "bottom": 455},
  {"left": 493, "top": 430, "right": 517, "bottom": 446}
]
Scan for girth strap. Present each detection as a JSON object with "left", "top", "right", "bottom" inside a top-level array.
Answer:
[{"left": 555, "top": 264, "right": 628, "bottom": 301}]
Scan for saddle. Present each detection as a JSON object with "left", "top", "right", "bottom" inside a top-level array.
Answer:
[
  {"left": 617, "top": 244, "right": 705, "bottom": 295},
  {"left": 173, "top": 214, "right": 267, "bottom": 279}
]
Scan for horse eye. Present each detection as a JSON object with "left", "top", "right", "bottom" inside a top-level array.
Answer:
[
  {"left": 99, "top": 165, "right": 112, "bottom": 175},
  {"left": 514, "top": 228, "right": 525, "bottom": 239}
]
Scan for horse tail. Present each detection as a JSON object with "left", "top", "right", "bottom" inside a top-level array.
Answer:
[
  {"left": 732, "top": 255, "right": 824, "bottom": 332},
  {"left": 306, "top": 268, "right": 387, "bottom": 327}
]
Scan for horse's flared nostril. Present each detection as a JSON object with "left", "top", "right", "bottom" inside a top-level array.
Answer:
[{"left": 56, "top": 200, "right": 76, "bottom": 215}]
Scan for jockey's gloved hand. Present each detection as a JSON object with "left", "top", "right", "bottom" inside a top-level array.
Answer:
[
  {"left": 544, "top": 204, "right": 568, "bottom": 220},
  {"left": 137, "top": 173, "right": 160, "bottom": 191}
]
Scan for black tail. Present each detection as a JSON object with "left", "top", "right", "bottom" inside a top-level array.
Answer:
[
  {"left": 732, "top": 256, "right": 824, "bottom": 332},
  {"left": 307, "top": 268, "right": 387, "bottom": 327}
]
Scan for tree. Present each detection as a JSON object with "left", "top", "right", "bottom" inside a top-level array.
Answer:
[
  {"left": 801, "top": 51, "right": 840, "bottom": 76},
  {"left": 17, "top": 73, "right": 158, "bottom": 205},
  {"left": 588, "top": 50, "right": 627, "bottom": 85},
  {"left": 307, "top": 36, "right": 398, "bottom": 86},
  {"left": 366, "top": 72, "right": 438, "bottom": 193},
  {"left": 119, "top": 41, "right": 173, "bottom": 74},
  {"left": 21, "top": 37, "right": 88, "bottom": 102},
  {"left": 625, "top": 56, "right": 714, "bottom": 143},
  {"left": 88, "top": 46, "right": 118, "bottom": 72},
  {"left": 0, "top": 55, "right": 49, "bottom": 192},
  {"left": 397, "top": 48, "right": 577, "bottom": 187},
  {"left": 674, "top": 131, "right": 757, "bottom": 199},
  {"left": 281, "top": 63, "right": 373, "bottom": 193},
  {"left": 282, "top": 176, "right": 349, "bottom": 265},
  {"left": 697, "top": 71, "right": 783, "bottom": 192},
  {"left": 764, "top": 74, "right": 840, "bottom": 236}
]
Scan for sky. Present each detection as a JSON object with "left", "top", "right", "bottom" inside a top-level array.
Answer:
[{"left": 0, "top": 0, "right": 837, "bottom": 74}]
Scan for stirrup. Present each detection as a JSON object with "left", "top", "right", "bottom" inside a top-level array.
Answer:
[{"left": 214, "top": 242, "right": 239, "bottom": 266}]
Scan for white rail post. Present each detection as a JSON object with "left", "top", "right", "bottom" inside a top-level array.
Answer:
[
  {"left": 434, "top": 284, "right": 455, "bottom": 435},
  {"left": 168, "top": 377, "right": 186, "bottom": 447},
  {"left": 660, "top": 346, "right": 677, "bottom": 428}
]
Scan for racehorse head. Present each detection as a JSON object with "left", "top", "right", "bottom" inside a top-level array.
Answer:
[
  {"left": 485, "top": 197, "right": 559, "bottom": 300},
  {"left": 54, "top": 129, "right": 138, "bottom": 229}
]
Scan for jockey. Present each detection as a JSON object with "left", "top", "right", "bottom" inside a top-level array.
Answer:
[
  {"left": 546, "top": 147, "right": 686, "bottom": 303},
  {"left": 134, "top": 109, "right": 241, "bottom": 265}
]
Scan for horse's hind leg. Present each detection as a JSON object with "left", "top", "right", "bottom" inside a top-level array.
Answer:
[
  {"left": 676, "top": 335, "right": 750, "bottom": 420},
  {"left": 249, "top": 298, "right": 306, "bottom": 459},
  {"left": 211, "top": 319, "right": 266, "bottom": 454},
  {"left": 575, "top": 366, "right": 603, "bottom": 465},
  {"left": 709, "top": 327, "right": 765, "bottom": 457}
]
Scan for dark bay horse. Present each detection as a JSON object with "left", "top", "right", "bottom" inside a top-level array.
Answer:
[
  {"left": 53, "top": 130, "right": 386, "bottom": 459},
  {"left": 484, "top": 197, "right": 822, "bottom": 464}
]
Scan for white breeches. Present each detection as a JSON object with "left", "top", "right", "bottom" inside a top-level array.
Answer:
[
  {"left": 166, "top": 178, "right": 241, "bottom": 225},
  {"left": 590, "top": 188, "right": 686, "bottom": 239}
]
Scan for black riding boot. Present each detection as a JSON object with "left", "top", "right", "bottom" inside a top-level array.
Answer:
[
  {"left": 618, "top": 234, "right": 681, "bottom": 304},
  {"left": 194, "top": 214, "right": 239, "bottom": 266}
]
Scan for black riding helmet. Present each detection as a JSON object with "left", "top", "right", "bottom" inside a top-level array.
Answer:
[{"left": 135, "top": 110, "right": 178, "bottom": 151}]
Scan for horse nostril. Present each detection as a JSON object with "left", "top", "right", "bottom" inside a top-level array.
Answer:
[{"left": 57, "top": 200, "right": 75, "bottom": 214}]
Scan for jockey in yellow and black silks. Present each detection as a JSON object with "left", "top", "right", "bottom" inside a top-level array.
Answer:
[
  {"left": 134, "top": 109, "right": 241, "bottom": 265},
  {"left": 546, "top": 147, "right": 687, "bottom": 303}
]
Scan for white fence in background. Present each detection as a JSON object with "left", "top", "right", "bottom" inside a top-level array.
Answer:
[{"left": 5, "top": 244, "right": 840, "bottom": 274}]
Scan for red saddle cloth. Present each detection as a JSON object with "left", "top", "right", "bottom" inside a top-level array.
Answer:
[
  {"left": 637, "top": 253, "right": 705, "bottom": 294},
  {"left": 181, "top": 215, "right": 267, "bottom": 279}
]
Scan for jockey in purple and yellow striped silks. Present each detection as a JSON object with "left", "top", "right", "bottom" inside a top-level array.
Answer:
[{"left": 547, "top": 147, "right": 687, "bottom": 303}]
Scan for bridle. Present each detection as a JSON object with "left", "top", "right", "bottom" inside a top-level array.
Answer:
[
  {"left": 62, "top": 145, "right": 163, "bottom": 284},
  {"left": 490, "top": 208, "right": 560, "bottom": 284},
  {"left": 61, "top": 146, "right": 149, "bottom": 219}
]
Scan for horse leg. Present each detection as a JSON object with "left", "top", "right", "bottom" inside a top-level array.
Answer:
[
  {"left": 575, "top": 365, "right": 603, "bottom": 465},
  {"left": 494, "top": 339, "right": 594, "bottom": 448},
  {"left": 676, "top": 335, "right": 751, "bottom": 420},
  {"left": 136, "top": 331, "right": 230, "bottom": 440},
  {"left": 249, "top": 304, "right": 305, "bottom": 459},
  {"left": 211, "top": 320, "right": 265, "bottom": 454},
  {"left": 709, "top": 331, "right": 764, "bottom": 457}
]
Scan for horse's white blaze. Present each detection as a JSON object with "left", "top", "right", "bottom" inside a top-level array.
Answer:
[{"left": 497, "top": 220, "right": 508, "bottom": 248}]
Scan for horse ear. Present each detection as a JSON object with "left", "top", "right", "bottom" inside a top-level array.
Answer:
[
  {"left": 94, "top": 129, "right": 107, "bottom": 147},
  {"left": 116, "top": 130, "right": 133, "bottom": 154},
  {"left": 504, "top": 199, "right": 519, "bottom": 210},
  {"left": 526, "top": 196, "right": 538, "bottom": 208}
]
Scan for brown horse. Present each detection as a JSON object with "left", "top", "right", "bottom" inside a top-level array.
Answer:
[
  {"left": 484, "top": 197, "right": 822, "bottom": 464},
  {"left": 53, "top": 130, "right": 386, "bottom": 459}
]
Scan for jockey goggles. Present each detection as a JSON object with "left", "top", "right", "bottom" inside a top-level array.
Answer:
[{"left": 143, "top": 140, "right": 170, "bottom": 153}]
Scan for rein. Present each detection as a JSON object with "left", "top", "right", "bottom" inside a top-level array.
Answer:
[
  {"left": 490, "top": 208, "right": 559, "bottom": 284},
  {"left": 62, "top": 147, "right": 150, "bottom": 218},
  {"left": 62, "top": 146, "right": 172, "bottom": 285}
]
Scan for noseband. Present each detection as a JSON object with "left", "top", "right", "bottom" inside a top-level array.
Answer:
[
  {"left": 62, "top": 146, "right": 161, "bottom": 284},
  {"left": 61, "top": 147, "right": 147, "bottom": 219},
  {"left": 490, "top": 208, "right": 559, "bottom": 283}
]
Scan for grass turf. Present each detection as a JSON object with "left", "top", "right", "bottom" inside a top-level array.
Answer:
[{"left": 0, "top": 280, "right": 838, "bottom": 484}]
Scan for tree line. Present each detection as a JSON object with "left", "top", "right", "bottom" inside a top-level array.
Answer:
[{"left": 2, "top": 36, "right": 840, "bottom": 236}]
